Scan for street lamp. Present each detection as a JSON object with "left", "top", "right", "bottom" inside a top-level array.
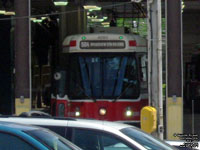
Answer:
[
  {"left": 4, "top": 11, "right": 15, "bottom": 15},
  {"left": 54, "top": 0, "right": 68, "bottom": 6},
  {"left": 131, "top": 0, "right": 142, "bottom": 3},
  {"left": 0, "top": 10, "right": 5, "bottom": 15},
  {"left": 83, "top": 0, "right": 101, "bottom": 11},
  {"left": 0, "top": 0, "right": 5, "bottom": 15}
]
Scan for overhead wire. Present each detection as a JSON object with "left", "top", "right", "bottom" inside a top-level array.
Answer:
[{"left": 0, "top": 1, "right": 145, "bottom": 21}]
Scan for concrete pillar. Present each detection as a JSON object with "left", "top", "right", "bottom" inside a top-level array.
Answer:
[
  {"left": 14, "top": 0, "right": 31, "bottom": 115},
  {"left": 166, "top": 0, "right": 183, "bottom": 140},
  {"left": 0, "top": 16, "right": 12, "bottom": 115}
]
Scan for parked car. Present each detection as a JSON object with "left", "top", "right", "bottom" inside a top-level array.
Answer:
[
  {"left": 0, "top": 116, "right": 178, "bottom": 150},
  {"left": 0, "top": 121, "right": 82, "bottom": 150},
  {"left": 19, "top": 110, "right": 51, "bottom": 117}
]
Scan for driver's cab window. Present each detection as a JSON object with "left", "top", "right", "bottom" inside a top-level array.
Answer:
[{"left": 72, "top": 128, "right": 137, "bottom": 150}]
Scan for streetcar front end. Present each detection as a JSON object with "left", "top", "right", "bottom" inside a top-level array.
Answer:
[{"left": 51, "top": 33, "right": 148, "bottom": 125}]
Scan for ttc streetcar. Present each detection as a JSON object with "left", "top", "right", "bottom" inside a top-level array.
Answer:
[{"left": 51, "top": 32, "right": 148, "bottom": 125}]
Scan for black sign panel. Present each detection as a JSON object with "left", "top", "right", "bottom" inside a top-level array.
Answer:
[{"left": 80, "top": 41, "right": 125, "bottom": 49}]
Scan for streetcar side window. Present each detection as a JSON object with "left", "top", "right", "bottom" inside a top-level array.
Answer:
[
  {"left": 68, "top": 55, "right": 86, "bottom": 98},
  {"left": 52, "top": 70, "right": 67, "bottom": 98},
  {"left": 139, "top": 54, "right": 147, "bottom": 82},
  {"left": 58, "top": 103, "right": 65, "bottom": 117},
  {"left": 138, "top": 54, "right": 148, "bottom": 90}
]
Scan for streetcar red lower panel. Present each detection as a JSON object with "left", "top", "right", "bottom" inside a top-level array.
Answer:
[{"left": 51, "top": 98, "right": 148, "bottom": 122}]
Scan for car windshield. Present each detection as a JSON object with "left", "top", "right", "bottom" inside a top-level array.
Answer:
[
  {"left": 25, "top": 129, "right": 79, "bottom": 150},
  {"left": 68, "top": 53, "right": 140, "bottom": 100},
  {"left": 120, "top": 127, "right": 178, "bottom": 150}
]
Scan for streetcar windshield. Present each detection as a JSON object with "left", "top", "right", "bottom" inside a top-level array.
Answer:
[{"left": 68, "top": 53, "right": 140, "bottom": 100}]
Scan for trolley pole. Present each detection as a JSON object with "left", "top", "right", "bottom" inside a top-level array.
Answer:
[
  {"left": 14, "top": 0, "right": 31, "bottom": 115},
  {"left": 147, "top": 0, "right": 163, "bottom": 139}
]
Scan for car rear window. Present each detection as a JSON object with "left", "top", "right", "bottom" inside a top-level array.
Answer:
[
  {"left": 121, "top": 127, "right": 178, "bottom": 150},
  {"left": 25, "top": 129, "right": 72, "bottom": 150}
]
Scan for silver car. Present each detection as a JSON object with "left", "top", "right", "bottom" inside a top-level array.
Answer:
[{"left": 0, "top": 116, "right": 178, "bottom": 150}]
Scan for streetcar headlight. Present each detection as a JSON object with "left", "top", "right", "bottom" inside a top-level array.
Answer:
[
  {"left": 75, "top": 107, "right": 81, "bottom": 117},
  {"left": 125, "top": 107, "right": 134, "bottom": 117},
  {"left": 99, "top": 108, "right": 107, "bottom": 116},
  {"left": 75, "top": 111, "right": 81, "bottom": 117}
]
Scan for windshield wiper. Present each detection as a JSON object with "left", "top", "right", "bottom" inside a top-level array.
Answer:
[
  {"left": 113, "top": 57, "right": 138, "bottom": 102},
  {"left": 70, "top": 76, "right": 96, "bottom": 102},
  {"left": 112, "top": 57, "right": 123, "bottom": 97},
  {"left": 112, "top": 80, "right": 133, "bottom": 102}
]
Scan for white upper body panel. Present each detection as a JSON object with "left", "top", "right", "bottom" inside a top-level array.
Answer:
[{"left": 62, "top": 33, "right": 147, "bottom": 53}]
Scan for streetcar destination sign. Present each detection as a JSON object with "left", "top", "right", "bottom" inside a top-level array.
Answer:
[{"left": 80, "top": 41, "right": 125, "bottom": 49}]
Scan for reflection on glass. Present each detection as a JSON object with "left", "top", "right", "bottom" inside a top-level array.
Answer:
[
  {"left": 68, "top": 53, "right": 140, "bottom": 100},
  {"left": 26, "top": 129, "right": 73, "bottom": 150},
  {"left": 121, "top": 127, "right": 178, "bottom": 150}
]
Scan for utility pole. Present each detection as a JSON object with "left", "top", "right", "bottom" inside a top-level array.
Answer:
[
  {"left": 14, "top": 0, "right": 31, "bottom": 115},
  {"left": 147, "top": 0, "right": 163, "bottom": 139},
  {"left": 166, "top": 0, "right": 183, "bottom": 140}
]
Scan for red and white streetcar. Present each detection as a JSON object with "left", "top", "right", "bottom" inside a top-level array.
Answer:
[{"left": 51, "top": 31, "right": 148, "bottom": 125}]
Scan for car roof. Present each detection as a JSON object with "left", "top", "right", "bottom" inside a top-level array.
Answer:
[
  {"left": 0, "top": 121, "right": 39, "bottom": 131},
  {"left": 71, "top": 118, "right": 133, "bottom": 130},
  {"left": 0, "top": 116, "right": 134, "bottom": 131}
]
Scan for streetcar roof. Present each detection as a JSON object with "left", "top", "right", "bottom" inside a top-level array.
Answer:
[{"left": 62, "top": 33, "right": 147, "bottom": 53}]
